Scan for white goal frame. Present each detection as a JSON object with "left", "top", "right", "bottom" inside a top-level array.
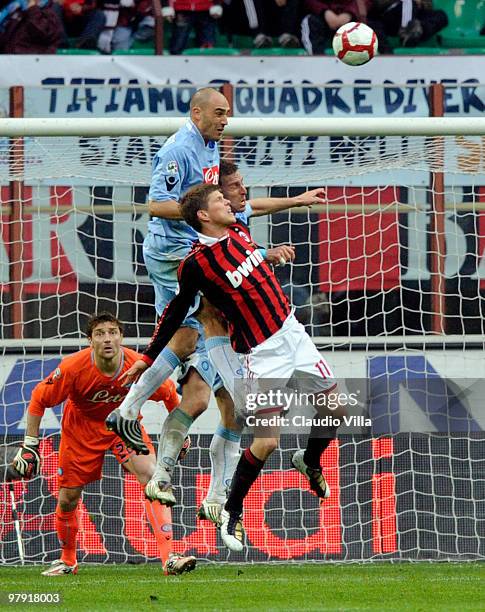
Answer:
[{"left": 1, "top": 115, "right": 485, "bottom": 565}]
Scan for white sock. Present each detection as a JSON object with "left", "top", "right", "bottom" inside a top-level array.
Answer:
[
  {"left": 119, "top": 348, "right": 180, "bottom": 419},
  {"left": 205, "top": 336, "right": 243, "bottom": 400},
  {"left": 153, "top": 407, "right": 193, "bottom": 482},
  {"left": 206, "top": 424, "right": 242, "bottom": 503}
]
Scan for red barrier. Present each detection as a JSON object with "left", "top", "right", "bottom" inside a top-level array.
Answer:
[
  {"left": 1, "top": 438, "right": 397, "bottom": 560},
  {"left": 372, "top": 438, "right": 397, "bottom": 554}
]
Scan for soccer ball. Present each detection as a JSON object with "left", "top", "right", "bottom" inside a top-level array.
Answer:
[{"left": 332, "top": 22, "right": 378, "bottom": 66}]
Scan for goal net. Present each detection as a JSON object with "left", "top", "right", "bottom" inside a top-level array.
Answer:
[{"left": 1, "top": 116, "right": 485, "bottom": 564}]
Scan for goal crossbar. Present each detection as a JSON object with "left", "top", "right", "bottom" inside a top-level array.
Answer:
[{"left": 1, "top": 117, "right": 485, "bottom": 137}]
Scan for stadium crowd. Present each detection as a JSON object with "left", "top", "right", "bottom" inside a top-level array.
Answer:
[{"left": 0, "top": 0, "right": 475, "bottom": 56}]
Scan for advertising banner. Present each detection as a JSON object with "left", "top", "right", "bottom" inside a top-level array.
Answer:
[
  {"left": 2, "top": 350, "right": 485, "bottom": 435},
  {"left": 0, "top": 56, "right": 484, "bottom": 117}
]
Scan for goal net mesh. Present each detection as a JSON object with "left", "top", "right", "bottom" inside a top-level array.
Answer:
[{"left": 1, "top": 127, "right": 484, "bottom": 563}]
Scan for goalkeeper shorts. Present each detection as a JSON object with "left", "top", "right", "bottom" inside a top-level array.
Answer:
[{"left": 57, "top": 418, "right": 154, "bottom": 488}]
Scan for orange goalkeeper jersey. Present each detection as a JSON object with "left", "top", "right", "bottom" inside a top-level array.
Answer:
[{"left": 28, "top": 346, "right": 179, "bottom": 422}]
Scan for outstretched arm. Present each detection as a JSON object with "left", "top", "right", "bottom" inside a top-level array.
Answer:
[
  {"left": 143, "top": 258, "right": 201, "bottom": 365},
  {"left": 250, "top": 187, "right": 326, "bottom": 216},
  {"left": 142, "top": 293, "right": 196, "bottom": 365},
  {"left": 120, "top": 272, "right": 199, "bottom": 385}
]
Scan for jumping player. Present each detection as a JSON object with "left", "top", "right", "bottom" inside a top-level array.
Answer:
[
  {"left": 109, "top": 159, "right": 326, "bottom": 526},
  {"left": 127, "top": 184, "right": 341, "bottom": 551}
]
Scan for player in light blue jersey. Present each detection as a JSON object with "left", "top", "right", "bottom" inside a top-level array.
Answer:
[
  {"left": 107, "top": 87, "right": 237, "bottom": 506},
  {"left": 145, "top": 96, "right": 222, "bottom": 265}
]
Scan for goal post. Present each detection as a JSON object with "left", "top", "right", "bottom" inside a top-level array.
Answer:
[{"left": 1, "top": 115, "right": 485, "bottom": 564}]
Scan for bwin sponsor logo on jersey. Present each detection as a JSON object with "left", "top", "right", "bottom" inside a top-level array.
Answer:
[{"left": 226, "top": 249, "right": 264, "bottom": 288}]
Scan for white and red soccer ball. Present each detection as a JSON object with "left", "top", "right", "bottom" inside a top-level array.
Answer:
[{"left": 332, "top": 22, "right": 378, "bottom": 66}]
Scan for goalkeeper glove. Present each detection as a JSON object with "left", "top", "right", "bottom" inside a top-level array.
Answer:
[{"left": 13, "top": 436, "right": 41, "bottom": 479}]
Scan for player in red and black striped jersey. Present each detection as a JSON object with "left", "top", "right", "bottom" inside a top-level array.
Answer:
[
  {"left": 142, "top": 220, "right": 291, "bottom": 359},
  {"left": 140, "top": 182, "right": 340, "bottom": 552}
]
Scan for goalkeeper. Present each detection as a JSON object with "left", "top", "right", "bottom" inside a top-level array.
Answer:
[{"left": 12, "top": 312, "right": 195, "bottom": 576}]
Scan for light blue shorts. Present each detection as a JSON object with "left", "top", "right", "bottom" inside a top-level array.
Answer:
[{"left": 143, "top": 239, "right": 220, "bottom": 391}]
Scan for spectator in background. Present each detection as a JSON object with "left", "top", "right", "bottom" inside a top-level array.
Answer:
[
  {"left": 301, "top": 0, "right": 391, "bottom": 54},
  {"left": 98, "top": 0, "right": 154, "bottom": 53},
  {"left": 161, "top": 0, "right": 223, "bottom": 55},
  {"left": 369, "top": 0, "right": 448, "bottom": 47},
  {"left": 222, "top": 0, "right": 301, "bottom": 48},
  {"left": 0, "top": 0, "right": 62, "bottom": 53},
  {"left": 55, "top": 0, "right": 105, "bottom": 49}
]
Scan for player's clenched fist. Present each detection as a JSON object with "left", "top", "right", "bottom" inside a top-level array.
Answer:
[
  {"left": 13, "top": 436, "right": 41, "bottom": 479},
  {"left": 266, "top": 245, "right": 296, "bottom": 266}
]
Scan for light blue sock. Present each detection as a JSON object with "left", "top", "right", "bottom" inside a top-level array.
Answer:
[
  {"left": 206, "top": 424, "right": 242, "bottom": 502},
  {"left": 119, "top": 347, "right": 180, "bottom": 419},
  {"left": 205, "top": 336, "right": 243, "bottom": 400},
  {"left": 154, "top": 407, "right": 194, "bottom": 480}
]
